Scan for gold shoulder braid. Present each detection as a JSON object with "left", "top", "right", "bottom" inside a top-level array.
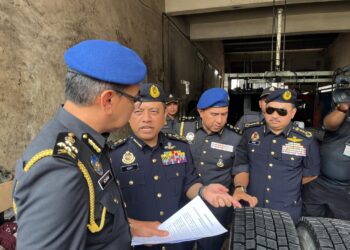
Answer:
[{"left": 14, "top": 132, "right": 107, "bottom": 233}]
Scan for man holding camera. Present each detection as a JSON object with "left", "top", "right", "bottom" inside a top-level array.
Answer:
[{"left": 302, "top": 102, "right": 350, "bottom": 220}]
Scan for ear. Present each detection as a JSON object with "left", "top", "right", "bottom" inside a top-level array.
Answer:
[
  {"left": 100, "top": 90, "right": 116, "bottom": 114},
  {"left": 289, "top": 107, "right": 297, "bottom": 119},
  {"left": 197, "top": 109, "right": 204, "bottom": 118}
]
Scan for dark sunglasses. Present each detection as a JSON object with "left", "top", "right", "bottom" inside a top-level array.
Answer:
[
  {"left": 266, "top": 106, "right": 288, "bottom": 116},
  {"left": 112, "top": 89, "right": 142, "bottom": 103}
]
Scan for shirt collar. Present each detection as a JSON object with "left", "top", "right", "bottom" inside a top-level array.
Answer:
[
  {"left": 130, "top": 132, "right": 165, "bottom": 151},
  {"left": 197, "top": 119, "right": 225, "bottom": 136},
  {"left": 264, "top": 121, "right": 293, "bottom": 137},
  {"left": 56, "top": 106, "right": 108, "bottom": 147}
]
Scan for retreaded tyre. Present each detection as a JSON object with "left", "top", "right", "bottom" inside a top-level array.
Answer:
[
  {"left": 297, "top": 217, "right": 350, "bottom": 250},
  {"left": 229, "top": 207, "right": 301, "bottom": 250}
]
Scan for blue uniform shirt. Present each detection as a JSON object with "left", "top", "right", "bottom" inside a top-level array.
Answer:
[
  {"left": 111, "top": 133, "right": 200, "bottom": 222},
  {"left": 233, "top": 121, "right": 320, "bottom": 222}
]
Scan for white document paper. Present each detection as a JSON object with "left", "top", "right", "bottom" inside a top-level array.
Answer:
[{"left": 131, "top": 196, "right": 227, "bottom": 246}]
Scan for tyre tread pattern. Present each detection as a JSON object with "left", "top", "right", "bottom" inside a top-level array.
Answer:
[
  {"left": 230, "top": 207, "right": 301, "bottom": 250},
  {"left": 298, "top": 217, "right": 350, "bottom": 250}
]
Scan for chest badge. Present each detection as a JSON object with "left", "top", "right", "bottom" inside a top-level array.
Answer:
[
  {"left": 287, "top": 136, "right": 303, "bottom": 143},
  {"left": 216, "top": 158, "right": 224, "bottom": 168},
  {"left": 251, "top": 131, "right": 260, "bottom": 142},
  {"left": 90, "top": 155, "right": 103, "bottom": 176},
  {"left": 164, "top": 142, "right": 176, "bottom": 150},
  {"left": 122, "top": 151, "right": 136, "bottom": 164},
  {"left": 185, "top": 132, "right": 195, "bottom": 142}
]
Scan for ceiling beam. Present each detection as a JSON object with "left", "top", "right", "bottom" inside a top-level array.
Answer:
[
  {"left": 189, "top": 2, "right": 350, "bottom": 40},
  {"left": 165, "top": 0, "right": 343, "bottom": 16}
]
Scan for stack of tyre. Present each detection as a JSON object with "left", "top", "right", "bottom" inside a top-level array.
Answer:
[{"left": 229, "top": 208, "right": 350, "bottom": 250}]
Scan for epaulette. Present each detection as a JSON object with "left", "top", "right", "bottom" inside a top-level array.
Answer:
[
  {"left": 244, "top": 121, "right": 264, "bottom": 129},
  {"left": 110, "top": 138, "right": 127, "bottom": 150},
  {"left": 292, "top": 126, "right": 313, "bottom": 139},
  {"left": 179, "top": 116, "right": 197, "bottom": 122},
  {"left": 164, "top": 133, "right": 188, "bottom": 143},
  {"left": 226, "top": 124, "right": 243, "bottom": 135},
  {"left": 53, "top": 132, "right": 80, "bottom": 163}
]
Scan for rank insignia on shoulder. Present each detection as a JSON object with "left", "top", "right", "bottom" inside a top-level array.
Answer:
[
  {"left": 122, "top": 151, "right": 136, "bottom": 164},
  {"left": 90, "top": 154, "right": 103, "bottom": 176},
  {"left": 293, "top": 127, "right": 313, "bottom": 138},
  {"left": 165, "top": 133, "right": 188, "bottom": 143},
  {"left": 180, "top": 116, "right": 197, "bottom": 122},
  {"left": 226, "top": 124, "right": 242, "bottom": 134},
  {"left": 53, "top": 132, "right": 79, "bottom": 162},
  {"left": 244, "top": 121, "right": 263, "bottom": 129},
  {"left": 82, "top": 133, "right": 102, "bottom": 154},
  {"left": 110, "top": 138, "right": 127, "bottom": 150}
]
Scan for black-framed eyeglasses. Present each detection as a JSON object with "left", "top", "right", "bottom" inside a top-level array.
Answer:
[
  {"left": 266, "top": 106, "right": 288, "bottom": 116},
  {"left": 112, "top": 89, "right": 142, "bottom": 104}
]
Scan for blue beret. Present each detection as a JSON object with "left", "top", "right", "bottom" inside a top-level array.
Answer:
[
  {"left": 266, "top": 89, "right": 297, "bottom": 104},
  {"left": 64, "top": 40, "right": 146, "bottom": 85},
  {"left": 139, "top": 83, "right": 166, "bottom": 102},
  {"left": 197, "top": 88, "right": 229, "bottom": 109}
]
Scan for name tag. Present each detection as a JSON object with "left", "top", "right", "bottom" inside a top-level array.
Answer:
[
  {"left": 210, "top": 142, "right": 234, "bottom": 152},
  {"left": 121, "top": 164, "right": 139, "bottom": 173},
  {"left": 344, "top": 143, "right": 350, "bottom": 157},
  {"left": 98, "top": 170, "right": 113, "bottom": 190}
]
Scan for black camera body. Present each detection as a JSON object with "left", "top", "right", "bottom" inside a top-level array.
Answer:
[{"left": 332, "top": 66, "right": 350, "bottom": 104}]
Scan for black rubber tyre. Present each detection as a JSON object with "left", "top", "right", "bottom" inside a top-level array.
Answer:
[
  {"left": 297, "top": 217, "right": 350, "bottom": 250},
  {"left": 229, "top": 207, "right": 301, "bottom": 250}
]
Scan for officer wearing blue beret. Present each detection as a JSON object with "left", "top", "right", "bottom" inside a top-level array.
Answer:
[
  {"left": 13, "top": 40, "right": 147, "bottom": 249},
  {"left": 177, "top": 88, "right": 257, "bottom": 250},
  {"left": 111, "top": 84, "right": 241, "bottom": 250},
  {"left": 233, "top": 89, "right": 320, "bottom": 223}
]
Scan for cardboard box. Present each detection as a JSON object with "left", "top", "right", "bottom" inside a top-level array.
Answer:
[{"left": 0, "top": 181, "right": 13, "bottom": 212}]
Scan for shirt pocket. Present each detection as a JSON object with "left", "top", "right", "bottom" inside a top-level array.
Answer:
[
  {"left": 165, "top": 164, "right": 186, "bottom": 196},
  {"left": 281, "top": 154, "right": 303, "bottom": 169},
  {"left": 118, "top": 170, "right": 146, "bottom": 204}
]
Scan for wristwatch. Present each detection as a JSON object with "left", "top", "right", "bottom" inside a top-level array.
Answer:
[
  {"left": 198, "top": 185, "right": 206, "bottom": 199},
  {"left": 235, "top": 185, "right": 247, "bottom": 193},
  {"left": 336, "top": 104, "right": 348, "bottom": 114}
]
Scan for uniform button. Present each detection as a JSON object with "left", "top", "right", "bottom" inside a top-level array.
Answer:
[
  {"left": 251, "top": 149, "right": 255, "bottom": 152},
  {"left": 113, "top": 198, "right": 119, "bottom": 204},
  {"left": 267, "top": 175, "right": 272, "bottom": 180},
  {"left": 117, "top": 180, "right": 120, "bottom": 186},
  {"left": 83, "top": 134, "right": 88, "bottom": 139},
  {"left": 200, "top": 162, "right": 204, "bottom": 165},
  {"left": 203, "top": 150, "right": 207, "bottom": 154},
  {"left": 124, "top": 202, "right": 127, "bottom": 208},
  {"left": 271, "top": 151, "right": 275, "bottom": 155},
  {"left": 129, "top": 180, "right": 134, "bottom": 185},
  {"left": 160, "top": 211, "right": 164, "bottom": 216},
  {"left": 157, "top": 193, "right": 162, "bottom": 198},
  {"left": 154, "top": 175, "right": 159, "bottom": 181},
  {"left": 266, "top": 188, "right": 270, "bottom": 192},
  {"left": 198, "top": 173, "right": 202, "bottom": 177},
  {"left": 291, "top": 157, "right": 295, "bottom": 161},
  {"left": 176, "top": 172, "right": 179, "bottom": 176},
  {"left": 205, "top": 139, "right": 209, "bottom": 143},
  {"left": 272, "top": 139, "right": 277, "bottom": 143},
  {"left": 265, "top": 199, "right": 269, "bottom": 204},
  {"left": 269, "top": 163, "right": 273, "bottom": 167},
  {"left": 152, "top": 159, "right": 157, "bottom": 163},
  {"left": 162, "top": 246, "right": 166, "bottom": 250}
]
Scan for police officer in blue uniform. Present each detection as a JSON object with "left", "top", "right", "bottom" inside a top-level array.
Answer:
[
  {"left": 13, "top": 40, "right": 148, "bottom": 249},
  {"left": 302, "top": 102, "right": 350, "bottom": 220},
  {"left": 177, "top": 88, "right": 257, "bottom": 250},
  {"left": 233, "top": 89, "right": 320, "bottom": 223},
  {"left": 111, "top": 84, "right": 241, "bottom": 250},
  {"left": 162, "top": 94, "right": 180, "bottom": 134}
]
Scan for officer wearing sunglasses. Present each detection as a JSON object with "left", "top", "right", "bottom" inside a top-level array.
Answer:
[{"left": 233, "top": 89, "right": 320, "bottom": 224}]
